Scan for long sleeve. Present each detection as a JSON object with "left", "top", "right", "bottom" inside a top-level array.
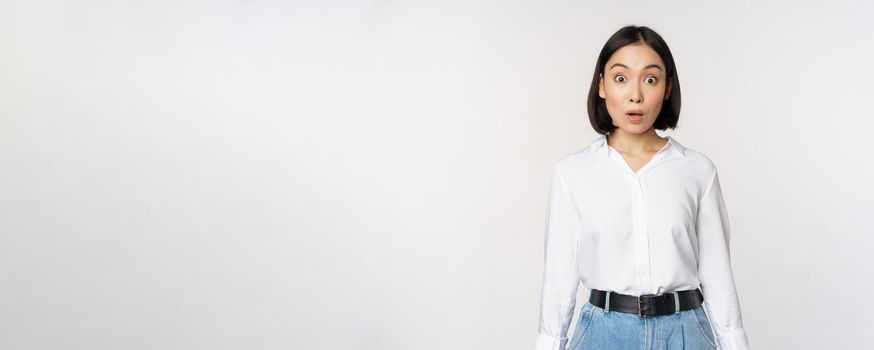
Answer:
[
  {"left": 696, "top": 168, "right": 751, "bottom": 350},
  {"left": 534, "top": 163, "right": 582, "bottom": 350}
]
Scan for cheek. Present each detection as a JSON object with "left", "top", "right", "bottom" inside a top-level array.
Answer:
[
  {"left": 605, "top": 85, "right": 625, "bottom": 104},
  {"left": 646, "top": 84, "right": 667, "bottom": 98}
]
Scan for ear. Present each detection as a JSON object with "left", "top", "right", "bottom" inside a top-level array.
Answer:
[
  {"left": 598, "top": 73, "right": 605, "bottom": 99},
  {"left": 664, "top": 78, "right": 671, "bottom": 100}
]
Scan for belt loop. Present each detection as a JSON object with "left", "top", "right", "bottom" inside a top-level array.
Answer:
[
  {"left": 672, "top": 291, "right": 680, "bottom": 315},
  {"left": 605, "top": 291, "right": 611, "bottom": 313}
]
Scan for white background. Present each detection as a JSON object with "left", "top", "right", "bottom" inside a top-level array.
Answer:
[{"left": 2, "top": 1, "right": 873, "bottom": 349}]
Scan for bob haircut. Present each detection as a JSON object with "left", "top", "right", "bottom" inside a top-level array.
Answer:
[{"left": 587, "top": 25, "right": 681, "bottom": 135}]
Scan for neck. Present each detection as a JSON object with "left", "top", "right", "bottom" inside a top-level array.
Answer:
[{"left": 606, "top": 128, "right": 666, "bottom": 154}]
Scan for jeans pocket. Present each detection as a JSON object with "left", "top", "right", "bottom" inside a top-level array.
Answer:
[
  {"left": 689, "top": 306, "right": 717, "bottom": 349},
  {"left": 567, "top": 302, "right": 596, "bottom": 350}
]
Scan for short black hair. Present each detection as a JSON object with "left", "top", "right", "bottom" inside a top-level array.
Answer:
[{"left": 587, "top": 25, "right": 681, "bottom": 135}]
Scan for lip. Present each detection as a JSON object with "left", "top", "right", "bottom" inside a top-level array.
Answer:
[{"left": 626, "top": 113, "right": 644, "bottom": 123}]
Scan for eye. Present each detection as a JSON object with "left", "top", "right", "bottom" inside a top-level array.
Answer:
[
  {"left": 645, "top": 76, "right": 658, "bottom": 84},
  {"left": 614, "top": 75, "right": 626, "bottom": 83}
]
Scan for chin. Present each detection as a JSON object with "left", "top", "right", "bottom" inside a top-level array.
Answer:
[{"left": 617, "top": 125, "right": 653, "bottom": 134}]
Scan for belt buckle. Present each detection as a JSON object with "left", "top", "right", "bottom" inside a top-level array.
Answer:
[{"left": 638, "top": 294, "right": 657, "bottom": 318}]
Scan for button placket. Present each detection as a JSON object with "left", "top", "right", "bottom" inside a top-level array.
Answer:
[
  {"left": 631, "top": 174, "right": 651, "bottom": 283},
  {"left": 608, "top": 144, "right": 655, "bottom": 285}
]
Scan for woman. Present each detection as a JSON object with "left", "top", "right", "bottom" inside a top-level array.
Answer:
[{"left": 533, "top": 26, "right": 750, "bottom": 350}]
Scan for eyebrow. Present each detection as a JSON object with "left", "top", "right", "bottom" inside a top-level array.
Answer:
[{"left": 609, "top": 63, "right": 663, "bottom": 71}]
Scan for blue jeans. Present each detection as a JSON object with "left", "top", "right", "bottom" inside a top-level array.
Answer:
[{"left": 566, "top": 301, "right": 718, "bottom": 350}]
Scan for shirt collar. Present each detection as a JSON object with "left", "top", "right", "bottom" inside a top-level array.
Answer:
[{"left": 589, "top": 134, "right": 686, "bottom": 158}]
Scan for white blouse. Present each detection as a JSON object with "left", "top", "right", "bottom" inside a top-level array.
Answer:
[{"left": 534, "top": 134, "right": 750, "bottom": 350}]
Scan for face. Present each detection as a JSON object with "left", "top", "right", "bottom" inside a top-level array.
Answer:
[{"left": 598, "top": 42, "right": 671, "bottom": 134}]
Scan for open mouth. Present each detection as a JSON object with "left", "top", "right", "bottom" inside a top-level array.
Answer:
[{"left": 626, "top": 112, "right": 644, "bottom": 122}]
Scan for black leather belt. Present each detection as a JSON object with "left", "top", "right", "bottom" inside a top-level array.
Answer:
[{"left": 588, "top": 288, "right": 704, "bottom": 318}]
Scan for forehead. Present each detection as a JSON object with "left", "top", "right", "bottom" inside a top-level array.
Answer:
[{"left": 606, "top": 43, "right": 665, "bottom": 70}]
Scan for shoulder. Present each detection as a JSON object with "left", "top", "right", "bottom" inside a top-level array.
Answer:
[
  {"left": 551, "top": 145, "right": 598, "bottom": 180},
  {"left": 676, "top": 143, "right": 723, "bottom": 190},
  {"left": 553, "top": 134, "right": 604, "bottom": 169},
  {"left": 682, "top": 147, "right": 718, "bottom": 171}
]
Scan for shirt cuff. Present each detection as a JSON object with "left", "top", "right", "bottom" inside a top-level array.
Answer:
[
  {"left": 534, "top": 332, "right": 568, "bottom": 350},
  {"left": 716, "top": 327, "right": 750, "bottom": 350}
]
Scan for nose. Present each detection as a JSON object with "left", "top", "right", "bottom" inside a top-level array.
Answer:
[{"left": 629, "top": 84, "right": 642, "bottom": 103}]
